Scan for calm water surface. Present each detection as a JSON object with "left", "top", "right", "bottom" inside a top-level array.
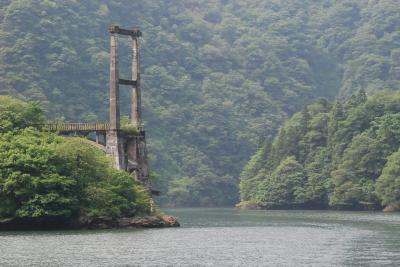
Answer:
[{"left": 1, "top": 208, "right": 400, "bottom": 266}]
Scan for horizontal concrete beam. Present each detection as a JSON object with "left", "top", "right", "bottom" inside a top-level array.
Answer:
[{"left": 108, "top": 25, "right": 142, "bottom": 37}]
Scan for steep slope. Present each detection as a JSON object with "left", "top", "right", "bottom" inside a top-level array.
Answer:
[
  {"left": 239, "top": 91, "right": 400, "bottom": 210},
  {"left": 1, "top": 0, "right": 399, "bottom": 206}
]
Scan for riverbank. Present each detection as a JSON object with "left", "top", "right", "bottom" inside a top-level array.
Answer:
[
  {"left": 235, "top": 201, "right": 400, "bottom": 212},
  {"left": 85, "top": 215, "right": 180, "bottom": 229},
  {"left": 0, "top": 215, "right": 179, "bottom": 231}
]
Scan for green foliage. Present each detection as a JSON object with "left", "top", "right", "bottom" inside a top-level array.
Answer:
[
  {"left": 1, "top": 0, "right": 400, "bottom": 206},
  {"left": 0, "top": 96, "right": 44, "bottom": 132},
  {"left": 120, "top": 115, "right": 140, "bottom": 135},
  {"left": 0, "top": 98, "right": 150, "bottom": 224},
  {"left": 0, "top": 128, "right": 79, "bottom": 219},
  {"left": 330, "top": 134, "right": 389, "bottom": 206},
  {"left": 256, "top": 157, "right": 306, "bottom": 208},
  {"left": 376, "top": 150, "right": 400, "bottom": 206},
  {"left": 84, "top": 171, "right": 151, "bottom": 219},
  {"left": 239, "top": 141, "right": 270, "bottom": 202},
  {"left": 240, "top": 92, "right": 400, "bottom": 209}
]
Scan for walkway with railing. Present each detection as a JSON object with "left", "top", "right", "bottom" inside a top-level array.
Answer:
[{"left": 43, "top": 123, "right": 110, "bottom": 132}]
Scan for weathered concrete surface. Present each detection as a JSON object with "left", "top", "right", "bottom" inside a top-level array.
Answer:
[
  {"left": 106, "top": 130, "right": 125, "bottom": 170},
  {"left": 131, "top": 36, "right": 141, "bottom": 125},
  {"left": 109, "top": 32, "right": 120, "bottom": 131},
  {"left": 125, "top": 133, "right": 150, "bottom": 187}
]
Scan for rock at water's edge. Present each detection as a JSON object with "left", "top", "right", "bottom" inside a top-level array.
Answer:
[
  {"left": 235, "top": 201, "right": 260, "bottom": 210},
  {"left": 0, "top": 215, "right": 180, "bottom": 230},
  {"left": 116, "top": 215, "right": 180, "bottom": 228},
  {"left": 383, "top": 203, "right": 400, "bottom": 212}
]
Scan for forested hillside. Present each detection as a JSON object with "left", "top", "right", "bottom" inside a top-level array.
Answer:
[
  {"left": 240, "top": 91, "right": 400, "bottom": 210},
  {"left": 1, "top": 0, "right": 399, "bottom": 206}
]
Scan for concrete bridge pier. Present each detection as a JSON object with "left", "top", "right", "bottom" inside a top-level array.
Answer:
[
  {"left": 106, "top": 130, "right": 125, "bottom": 170},
  {"left": 126, "top": 133, "right": 150, "bottom": 187},
  {"left": 106, "top": 25, "right": 150, "bottom": 190}
]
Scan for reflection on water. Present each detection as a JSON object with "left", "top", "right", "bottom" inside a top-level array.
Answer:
[{"left": 1, "top": 208, "right": 399, "bottom": 266}]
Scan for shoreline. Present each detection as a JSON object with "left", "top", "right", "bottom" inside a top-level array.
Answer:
[
  {"left": 235, "top": 201, "right": 400, "bottom": 212},
  {"left": 85, "top": 215, "right": 180, "bottom": 229},
  {"left": 0, "top": 215, "right": 180, "bottom": 231}
]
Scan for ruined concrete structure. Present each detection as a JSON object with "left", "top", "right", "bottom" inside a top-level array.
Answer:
[
  {"left": 106, "top": 25, "right": 150, "bottom": 188},
  {"left": 45, "top": 26, "right": 150, "bottom": 189}
]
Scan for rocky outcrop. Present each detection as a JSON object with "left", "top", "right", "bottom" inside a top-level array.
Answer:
[
  {"left": 235, "top": 201, "right": 261, "bottom": 210},
  {"left": 85, "top": 215, "right": 180, "bottom": 229},
  {"left": 116, "top": 215, "right": 180, "bottom": 228},
  {"left": 0, "top": 215, "right": 180, "bottom": 230},
  {"left": 383, "top": 203, "right": 400, "bottom": 212}
]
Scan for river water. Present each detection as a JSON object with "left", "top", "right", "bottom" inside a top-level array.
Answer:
[{"left": 0, "top": 208, "right": 399, "bottom": 266}]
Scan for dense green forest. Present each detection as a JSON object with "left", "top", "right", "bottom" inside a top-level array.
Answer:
[
  {"left": 240, "top": 91, "right": 400, "bottom": 210},
  {"left": 0, "top": 96, "right": 150, "bottom": 227},
  {"left": 1, "top": 0, "right": 399, "bottom": 206}
]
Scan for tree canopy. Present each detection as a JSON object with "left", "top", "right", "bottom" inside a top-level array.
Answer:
[
  {"left": 240, "top": 91, "right": 400, "bottom": 210},
  {"left": 1, "top": 0, "right": 399, "bottom": 206}
]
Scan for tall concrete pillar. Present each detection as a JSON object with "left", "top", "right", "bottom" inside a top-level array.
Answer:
[
  {"left": 106, "top": 32, "right": 124, "bottom": 169},
  {"left": 131, "top": 36, "right": 141, "bottom": 125},
  {"left": 128, "top": 32, "right": 149, "bottom": 188},
  {"left": 109, "top": 33, "right": 120, "bottom": 130}
]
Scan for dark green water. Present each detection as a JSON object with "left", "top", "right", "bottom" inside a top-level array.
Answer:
[{"left": 1, "top": 208, "right": 400, "bottom": 266}]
